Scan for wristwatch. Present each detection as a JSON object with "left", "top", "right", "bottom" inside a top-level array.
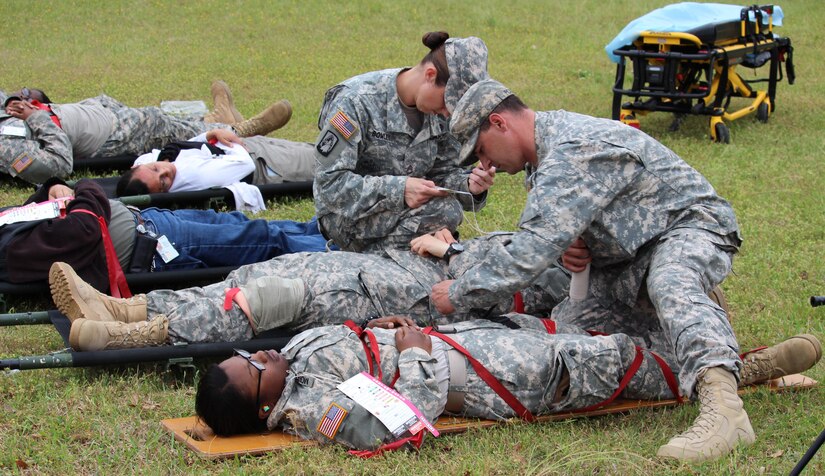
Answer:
[{"left": 442, "top": 242, "right": 464, "bottom": 261}]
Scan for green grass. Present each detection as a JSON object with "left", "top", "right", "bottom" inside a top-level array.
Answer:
[{"left": 2, "top": 0, "right": 824, "bottom": 473}]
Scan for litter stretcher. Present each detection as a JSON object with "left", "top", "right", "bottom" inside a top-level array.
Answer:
[{"left": 608, "top": 3, "right": 795, "bottom": 143}]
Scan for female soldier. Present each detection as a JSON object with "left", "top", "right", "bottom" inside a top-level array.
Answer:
[
  {"left": 195, "top": 317, "right": 819, "bottom": 453},
  {"left": 312, "top": 32, "right": 496, "bottom": 254}
]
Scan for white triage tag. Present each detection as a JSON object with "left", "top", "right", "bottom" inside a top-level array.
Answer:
[
  {"left": 0, "top": 125, "right": 27, "bottom": 137},
  {"left": 0, "top": 200, "right": 65, "bottom": 226},
  {"left": 155, "top": 235, "right": 179, "bottom": 263},
  {"left": 338, "top": 372, "right": 439, "bottom": 438}
]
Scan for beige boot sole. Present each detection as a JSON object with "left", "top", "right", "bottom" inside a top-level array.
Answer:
[{"left": 49, "top": 262, "right": 106, "bottom": 322}]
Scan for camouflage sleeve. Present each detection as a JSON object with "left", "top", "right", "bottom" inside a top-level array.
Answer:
[
  {"left": 0, "top": 112, "right": 73, "bottom": 182},
  {"left": 449, "top": 142, "right": 636, "bottom": 309},
  {"left": 294, "top": 347, "right": 440, "bottom": 450},
  {"left": 313, "top": 95, "right": 407, "bottom": 220}
]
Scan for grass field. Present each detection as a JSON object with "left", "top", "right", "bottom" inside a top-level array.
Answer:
[{"left": 1, "top": 0, "right": 824, "bottom": 474}]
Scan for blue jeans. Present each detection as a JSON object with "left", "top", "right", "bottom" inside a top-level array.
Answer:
[{"left": 140, "top": 208, "right": 331, "bottom": 271}]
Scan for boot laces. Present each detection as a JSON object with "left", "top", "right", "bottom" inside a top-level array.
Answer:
[
  {"left": 742, "top": 354, "right": 774, "bottom": 382},
  {"left": 679, "top": 383, "right": 721, "bottom": 441}
]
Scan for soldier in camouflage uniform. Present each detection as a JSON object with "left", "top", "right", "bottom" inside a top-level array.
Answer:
[
  {"left": 431, "top": 79, "right": 760, "bottom": 462},
  {"left": 313, "top": 32, "right": 495, "bottom": 254},
  {"left": 49, "top": 232, "right": 571, "bottom": 349},
  {"left": 1, "top": 99, "right": 74, "bottom": 183},
  {"left": 2, "top": 85, "right": 286, "bottom": 183},
  {"left": 194, "top": 316, "right": 818, "bottom": 452}
]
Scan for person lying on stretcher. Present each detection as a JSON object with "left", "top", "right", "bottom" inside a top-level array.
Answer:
[{"left": 194, "top": 315, "right": 820, "bottom": 454}]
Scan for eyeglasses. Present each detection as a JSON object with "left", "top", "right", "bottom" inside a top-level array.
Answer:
[
  {"left": 20, "top": 87, "right": 31, "bottom": 100},
  {"left": 234, "top": 349, "right": 266, "bottom": 411}
]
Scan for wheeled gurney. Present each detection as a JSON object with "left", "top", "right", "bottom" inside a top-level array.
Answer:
[{"left": 608, "top": 3, "right": 795, "bottom": 142}]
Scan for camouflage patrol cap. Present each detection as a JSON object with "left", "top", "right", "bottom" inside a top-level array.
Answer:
[
  {"left": 450, "top": 79, "right": 513, "bottom": 163},
  {"left": 444, "top": 37, "right": 489, "bottom": 113}
]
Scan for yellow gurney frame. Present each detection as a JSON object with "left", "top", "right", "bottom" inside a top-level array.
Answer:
[{"left": 611, "top": 5, "right": 795, "bottom": 143}]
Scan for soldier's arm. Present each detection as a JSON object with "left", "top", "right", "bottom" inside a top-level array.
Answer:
[
  {"left": 427, "top": 133, "right": 487, "bottom": 210},
  {"left": 1, "top": 112, "right": 73, "bottom": 182},
  {"left": 313, "top": 96, "right": 407, "bottom": 218}
]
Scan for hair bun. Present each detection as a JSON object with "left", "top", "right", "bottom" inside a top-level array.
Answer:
[{"left": 422, "top": 31, "right": 450, "bottom": 50}]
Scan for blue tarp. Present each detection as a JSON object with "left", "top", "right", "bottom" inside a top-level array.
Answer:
[{"left": 605, "top": 2, "right": 784, "bottom": 63}]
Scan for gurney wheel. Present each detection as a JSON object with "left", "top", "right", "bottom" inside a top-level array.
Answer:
[
  {"left": 712, "top": 123, "right": 730, "bottom": 144},
  {"left": 757, "top": 103, "right": 770, "bottom": 123}
]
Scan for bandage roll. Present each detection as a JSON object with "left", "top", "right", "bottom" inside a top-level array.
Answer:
[{"left": 569, "top": 263, "right": 590, "bottom": 302}]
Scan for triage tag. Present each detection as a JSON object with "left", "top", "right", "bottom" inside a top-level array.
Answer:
[
  {"left": 155, "top": 235, "right": 179, "bottom": 263},
  {"left": 338, "top": 372, "right": 439, "bottom": 438},
  {"left": 0, "top": 200, "right": 61, "bottom": 226}
]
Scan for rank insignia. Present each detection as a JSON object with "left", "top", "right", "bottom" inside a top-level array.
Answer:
[{"left": 317, "top": 402, "right": 348, "bottom": 440}]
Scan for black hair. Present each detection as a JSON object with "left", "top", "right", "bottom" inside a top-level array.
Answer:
[
  {"left": 31, "top": 88, "right": 53, "bottom": 104},
  {"left": 420, "top": 31, "right": 450, "bottom": 86},
  {"left": 115, "top": 168, "right": 150, "bottom": 197},
  {"left": 479, "top": 94, "right": 529, "bottom": 133},
  {"left": 195, "top": 364, "right": 266, "bottom": 437}
]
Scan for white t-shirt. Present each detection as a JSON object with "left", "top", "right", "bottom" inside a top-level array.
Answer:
[{"left": 133, "top": 133, "right": 255, "bottom": 192}]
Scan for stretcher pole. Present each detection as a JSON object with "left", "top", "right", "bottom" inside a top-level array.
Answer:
[{"left": 0, "top": 311, "right": 51, "bottom": 326}]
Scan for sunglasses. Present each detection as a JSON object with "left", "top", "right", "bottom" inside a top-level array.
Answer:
[
  {"left": 20, "top": 87, "right": 31, "bottom": 100},
  {"left": 233, "top": 349, "right": 266, "bottom": 411}
]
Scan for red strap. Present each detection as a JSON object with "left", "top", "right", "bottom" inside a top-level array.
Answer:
[
  {"left": 343, "top": 320, "right": 382, "bottom": 380},
  {"left": 740, "top": 346, "right": 768, "bottom": 360},
  {"left": 348, "top": 429, "right": 425, "bottom": 458},
  {"left": 648, "top": 350, "right": 683, "bottom": 403},
  {"left": 513, "top": 292, "right": 525, "bottom": 313},
  {"left": 424, "top": 327, "right": 535, "bottom": 422},
  {"left": 540, "top": 318, "right": 556, "bottom": 334},
  {"left": 573, "top": 345, "right": 644, "bottom": 413},
  {"left": 69, "top": 208, "right": 131, "bottom": 298},
  {"left": 224, "top": 287, "right": 241, "bottom": 311},
  {"left": 31, "top": 100, "right": 62, "bottom": 128}
]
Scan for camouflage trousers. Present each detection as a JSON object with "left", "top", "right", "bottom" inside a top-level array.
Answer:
[
  {"left": 147, "top": 251, "right": 479, "bottom": 344},
  {"left": 551, "top": 228, "right": 740, "bottom": 398},
  {"left": 92, "top": 104, "right": 223, "bottom": 158},
  {"left": 318, "top": 195, "right": 465, "bottom": 254}
]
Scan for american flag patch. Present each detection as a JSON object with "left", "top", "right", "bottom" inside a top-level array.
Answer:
[
  {"left": 11, "top": 153, "right": 33, "bottom": 173},
  {"left": 330, "top": 110, "right": 357, "bottom": 140},
  {"left": 317, "top": 402, "right": 348, "bottom": 440}
]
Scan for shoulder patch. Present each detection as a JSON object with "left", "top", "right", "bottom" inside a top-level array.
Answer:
[
  {"left": 317, "top": 402, "right": 348, "bottom": 440},
  {"left": 11, "top": 153, "right": 33, "bottom": 174},
  {"left": 316, "top": 130, "right": 339, "bottom": 157},
  {"left": 330, "top": 110, "right": 357, "bottom": 140}
]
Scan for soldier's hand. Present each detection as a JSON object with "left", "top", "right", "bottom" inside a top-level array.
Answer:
[
  {"left": 367, "top": 315, "right": 417, "bottom": 329},
  {"left": 468, "top": 165, "right": 496, "bottom": 195},
  {"left": 404, "top": 177, "right": 447, "bottom": 208},
  {"left": 430, "top": 280, "right": 456, "bottom": 314},
  {"left": 395, "top": 326, "right": 432, "bottom": 354},
  {"left": 562, "top": 237, "right": 591, "bottom": 272},
  {"left": 207, "top": 128, "right": 244, "bottom": 147},
  {"left": 5, "top": 99, "right": 39, "bottom": 120},
  {"left": 410, "top": 233, "right": 450, "bottom": 258}
]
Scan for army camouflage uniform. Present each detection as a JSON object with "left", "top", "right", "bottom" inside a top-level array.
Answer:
[
  {"left": 146, "top": 234, "right": 569, "bottom": 344},
  {"left": 267, "top": 315, "right": 677, "bottom": 450},
  {"left": 0, "top": 110, "right": 73, "bottom": 183},
  {"left": 312, "top": 37, "right": 489, "bottom": 254},
  {"left": 68, "top": 94, "right": 221, "bottom": 159},
  {"left": 450, "top": 96, "right": 742, "bottom": 397}
]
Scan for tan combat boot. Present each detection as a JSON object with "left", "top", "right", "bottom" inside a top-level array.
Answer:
[
  {"left": 740, "top": 334, "right": 822, "bottom": 386},
  {"left": 657, "top": 367, "right": 755, "bottom": 462},
  {"left": 203, "top": 80, "right": 244, "bottom": 124},
  {"left": 69, "top": 316, "right": 169, "bottom": 351},
  {"left": 49, "top": 262, "right": 147, "bottom": 323},
  {"left": 232, "top": 100, "right": 292, "bottom": 137}
]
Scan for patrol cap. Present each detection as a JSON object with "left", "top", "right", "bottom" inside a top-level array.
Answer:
[
  {"left": 444, "top": 36, "right": 489, "bottom": 114},
  {"left": 450, "top": 79, "right": 513, "bottom": 163}
]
